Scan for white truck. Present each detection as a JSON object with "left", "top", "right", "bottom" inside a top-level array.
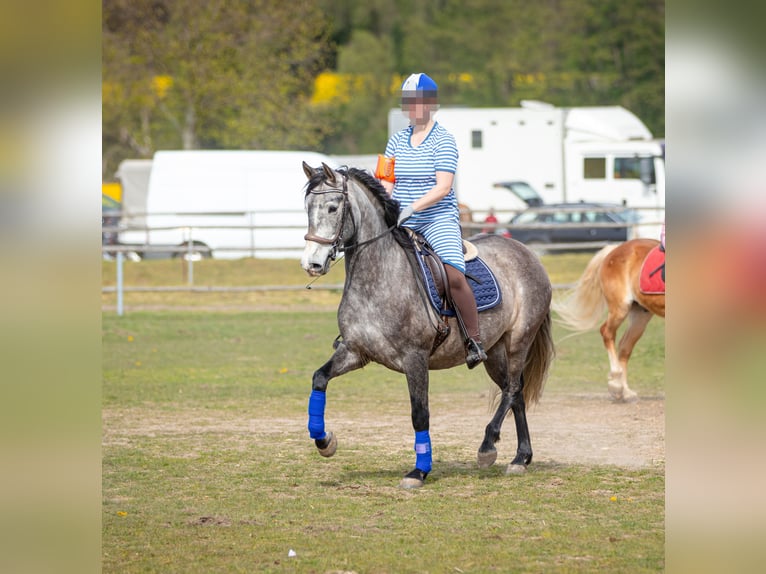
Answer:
[
  {"left": 118, "top": 150, "right": 338, "bottom": 259},
  {"left": 388, "top": 101, "right": 665, "bottom": 237}
]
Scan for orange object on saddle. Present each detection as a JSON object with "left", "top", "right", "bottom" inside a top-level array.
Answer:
[{"left": 374, "top": 155, "right": 396, "bottom": 182}]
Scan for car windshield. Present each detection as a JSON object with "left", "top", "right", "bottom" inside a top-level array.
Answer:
[
  {"left": 514, "top": 211, "right": 542, "bottom": 224},
  {"left": 507, "top": 182, "right": 539, "bottom": 202},
  {"left": 613, "top": 208, "right": 641, "bottom": 223}
]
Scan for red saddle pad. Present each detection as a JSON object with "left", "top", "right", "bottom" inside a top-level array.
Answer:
[{"left": 639, "top": 245, "right": 665, "bottom": 294}]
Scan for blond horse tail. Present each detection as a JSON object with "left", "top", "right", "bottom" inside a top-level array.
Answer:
[
  {"left": 551, "top": 244, "right": 618, "bottom": 332},
  {"left": 522, "top": 311, "right": 555, "bottom": 406}
]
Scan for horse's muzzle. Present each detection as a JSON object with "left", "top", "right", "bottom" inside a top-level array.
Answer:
[
  {"left": 301, "top": 254, "right": 330, "bottom": 277},
  {"left": 302, "top": 237, "right": 337, "bottom": 277},
  {"left": 304, "top": 262, "right": 328, "bottom": 277}
]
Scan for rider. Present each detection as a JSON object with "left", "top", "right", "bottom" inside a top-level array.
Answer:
[{"left": 377, "top": 72, "right": 487, "bottom": 369}]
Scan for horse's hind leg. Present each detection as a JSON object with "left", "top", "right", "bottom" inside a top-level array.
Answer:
[
  {"left": 477, "top": 345, "right": 532, "bottom": 474},
  {"left": 613, "top": 305, "right": 653, "bottom": 402},
  {"left": 600, "top": 302, "right": 631, "bottom": 401},
  {"left": 308, "top": 342, "right": 367, "bottom": 457}
]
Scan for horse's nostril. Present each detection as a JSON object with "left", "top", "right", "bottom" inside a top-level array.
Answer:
[{"left": 305, "top": 262, "right": 326, "bottom": 276}]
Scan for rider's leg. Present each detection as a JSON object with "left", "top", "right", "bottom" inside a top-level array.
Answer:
[{"left": 445, "top": 264, "right": 487, "bottom": 368}]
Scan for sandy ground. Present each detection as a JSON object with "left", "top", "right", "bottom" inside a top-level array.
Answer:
[{"left": 103, "top": 390, "right": 664, "bottom": 471}]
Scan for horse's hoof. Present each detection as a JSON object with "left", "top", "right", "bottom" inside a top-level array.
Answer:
[
  {"left": 607, "top": 380, "right": 624, "bottom": 401},
  {"left": 505, "top": 463, "right": 527, "bottom": 475},
  {"left": 399, "top": 468, "right": 427, "bottom": 489},
  {"left": 315, "top": 432, "right": 337, "bottom": 457},
  {"left": 477, "top": 449, "right": 497, "bottom": 468},
  {"left": 400, "top": 477, "right": 424, "bottom": 489},
  {"left": 622, "top": 389, "right": 639, "bottom": 403}
]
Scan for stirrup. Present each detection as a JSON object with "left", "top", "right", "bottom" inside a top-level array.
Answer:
[{"left": 465, "top": 338, "right": 487, "bottom": 369}]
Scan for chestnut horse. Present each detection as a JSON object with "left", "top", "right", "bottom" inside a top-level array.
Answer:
[{"left": 552, "top": 239, "right": 665, "bottom": 402}]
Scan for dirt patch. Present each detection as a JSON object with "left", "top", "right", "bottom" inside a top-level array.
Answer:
[
  {"left": 526, "top": 393, "right": 665, "bottom": 468},
  {"left": 103, "top": 392, "right": 664, "bottom": 470}
]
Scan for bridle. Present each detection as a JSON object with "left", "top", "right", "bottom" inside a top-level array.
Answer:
[{"left": 304, "top": 171, "right": 396, "bottom": 260}]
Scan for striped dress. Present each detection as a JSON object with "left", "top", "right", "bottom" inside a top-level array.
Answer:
[{"left": 385, "top": 122, "right": 466, "bottom": 273}]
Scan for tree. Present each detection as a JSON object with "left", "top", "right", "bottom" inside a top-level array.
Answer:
[{"left": 102, "top": 0, "right": 333, "bottom": 178}]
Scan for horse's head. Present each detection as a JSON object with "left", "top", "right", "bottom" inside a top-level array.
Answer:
[{"left": 301, "top": 162, "right": 350, "bottom": 277}]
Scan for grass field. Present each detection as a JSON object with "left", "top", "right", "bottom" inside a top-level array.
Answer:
[{"left": 102, "top": 254, "right": 665, "bottom": 572}]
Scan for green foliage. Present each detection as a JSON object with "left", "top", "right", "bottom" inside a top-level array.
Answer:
[
  {"left": 102, "top": 0, "right": 334, "bottom": 176},
  {"left": 102, "top": 0, "right": 664, "bottom": 173}
]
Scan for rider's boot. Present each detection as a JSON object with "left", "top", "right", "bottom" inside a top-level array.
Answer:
[
  {"left": 464, "top": 337, "right": 487, "bottom": 369},
  {"left": 446, "top": 265, "right": 487, "bottom": 369}
]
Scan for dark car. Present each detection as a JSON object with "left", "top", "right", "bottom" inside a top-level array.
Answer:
[{"left": 508, "top": 202, "right": 638, "bottom": 249}]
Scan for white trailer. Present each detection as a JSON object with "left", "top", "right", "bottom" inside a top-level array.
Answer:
[
  {"left": 388, "top": 102, "right": 665, "bottom": 236},
  {"left": 115, "top": 158, "right": 153, "bottom": 228},
  {"left": 118, "top": 150, "right": 337, "bottom": 259}
]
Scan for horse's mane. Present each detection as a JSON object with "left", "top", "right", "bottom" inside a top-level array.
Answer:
[
  {"left": 343, "top": 167, "right": 401, "bottom": 229},
  {"left": 305, "top": 165, "right": 402, "bottom": 230}
]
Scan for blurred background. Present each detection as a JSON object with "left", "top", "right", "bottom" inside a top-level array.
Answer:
[
  {"left": 1, "top": 0, "right": 765, "bottom": 572},
  {"left": 101, "top": 0, "right": 665, "bottom": 177}
]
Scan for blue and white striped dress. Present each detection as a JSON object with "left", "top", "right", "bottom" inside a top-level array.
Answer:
[{"left": 385, "top": 122, "right": 466, "bottom": 273}]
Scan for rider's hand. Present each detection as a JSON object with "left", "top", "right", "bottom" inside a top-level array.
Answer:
[{"left": 397, "top": 205, "right": 415, "bottom": 227}]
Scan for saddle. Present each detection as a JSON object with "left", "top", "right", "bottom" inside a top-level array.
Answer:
[
  {"left": 639, "top": 245, "right": 665, "bottom": 294},
  {"left": 401, "top": 230, "right": 502, "bottom": 352}
]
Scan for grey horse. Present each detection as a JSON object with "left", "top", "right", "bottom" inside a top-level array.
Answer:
[{"left": 301, "top": 162, "right": 554, "bottom": 488}]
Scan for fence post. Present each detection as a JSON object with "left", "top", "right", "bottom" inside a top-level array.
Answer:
[
  {"left": 116, "top": 251, "right": 124, "bottom": 316},
  {"left": 187, "top": 235, "right": 194, "bottom": 287}
]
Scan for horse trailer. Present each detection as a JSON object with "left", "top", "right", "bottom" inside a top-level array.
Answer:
[{"left": 388, "top": 102, "right": 665, "bottom": 238}]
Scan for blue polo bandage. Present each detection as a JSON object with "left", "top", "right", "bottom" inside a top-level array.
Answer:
[
  {"left": 307, "top": 390, "right": 327, "bottom": 440},
  {"left": 414, "top": 430, "right": 432, "bottom": 473}
]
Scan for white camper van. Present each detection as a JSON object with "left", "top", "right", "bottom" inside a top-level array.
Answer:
[
  {"left": 118, "top": 150, "right": 337, "bottom": 259},
  {"left": 388, "top": 102, "right": 665, "bottom": 237}
]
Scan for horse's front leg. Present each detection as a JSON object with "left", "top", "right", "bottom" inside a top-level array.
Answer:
[
  {"left": 400, "top": 355, "right": 431, "bottom": 489},
  {"left": 308, "top": 341, "right": 367, "bottom": 457}
]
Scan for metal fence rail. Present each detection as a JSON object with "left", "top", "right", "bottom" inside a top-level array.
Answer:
[{"left": 103, "top": 206, "right": 663, "bottom": 315}]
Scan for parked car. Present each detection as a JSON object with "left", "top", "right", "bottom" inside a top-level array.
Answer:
[{"left": 507, "top": 202, "right": 639, "bottom": 250}]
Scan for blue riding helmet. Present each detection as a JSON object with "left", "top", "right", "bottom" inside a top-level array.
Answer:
[{"left": 401, "top": 73, "right": 438, "bottom": 101}]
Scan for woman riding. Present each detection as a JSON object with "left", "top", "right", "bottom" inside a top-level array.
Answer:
[{"left": 377, "top": 73, "right": 487, "bottom": 368}]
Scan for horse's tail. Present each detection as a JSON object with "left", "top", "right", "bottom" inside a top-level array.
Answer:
[
  {"left": 551, "top": 244, "right": 618, "bottom": 332},
  {"left": 523, "top": 311, "right": 555, "bottom": 406}
]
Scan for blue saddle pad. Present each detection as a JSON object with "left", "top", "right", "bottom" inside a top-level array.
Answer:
[{"left": 415, "top": 250, "right": 502, "bottom": 316}]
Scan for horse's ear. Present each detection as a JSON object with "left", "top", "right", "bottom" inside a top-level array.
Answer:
[
  {"left": 321, "top": 162, "right": 336, "bottom": 184},
  {"left": 302, "top": 161, "right": 314, "bottom": 180}
]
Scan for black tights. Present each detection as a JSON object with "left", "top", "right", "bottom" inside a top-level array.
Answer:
[{"left": 445, "top": 264, "right": 481, "bottom": 341}]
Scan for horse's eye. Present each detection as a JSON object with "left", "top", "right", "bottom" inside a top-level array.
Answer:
[{"left": 328, "top": 205, "right": 338, "bottom": 214}]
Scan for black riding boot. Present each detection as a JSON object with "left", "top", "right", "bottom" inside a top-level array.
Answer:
[{"left": 445, "top": 265, "right": 487, "bottom": 369}]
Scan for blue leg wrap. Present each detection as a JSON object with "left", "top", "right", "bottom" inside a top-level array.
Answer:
[
  {"left": 414, "top": 430, "right": 432, "bottom": 473},
  {"left": 307, "top": 390, "right": 327, "bottom": 440}
]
